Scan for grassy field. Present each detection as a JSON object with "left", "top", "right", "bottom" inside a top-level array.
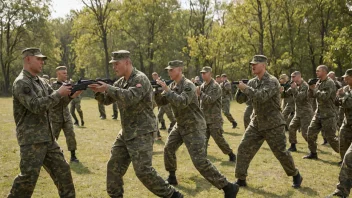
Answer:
[{"left": 0, "top": 97, "right": 342, "bottom": 198}]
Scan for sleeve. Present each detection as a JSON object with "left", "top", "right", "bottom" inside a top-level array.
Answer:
[
  {"left": 162, "top": 83, "right": 196, "bottom": 109},
  {"left": 295, "top": 84, "right": 309, "bottom": 102},
  {"left": 311, "top": 81, "right": 336, "bottom": 101},
  {"left": 200, "top": 84, "right": 221, "bottom": 105},
  {"left": 243, "top": 79, "right": 279, "bottom": 104}
]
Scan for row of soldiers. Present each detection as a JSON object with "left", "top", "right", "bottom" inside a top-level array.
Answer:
[{"left": 6, "top": 47, "right": 352, "bottom": 198}]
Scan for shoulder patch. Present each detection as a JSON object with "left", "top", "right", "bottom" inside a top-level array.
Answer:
[{"left": 23, "top": 87, "right": 31, "bottom": 94}]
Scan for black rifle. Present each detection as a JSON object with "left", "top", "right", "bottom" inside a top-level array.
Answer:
[
  {"left": 150, "top": 79, "right": 174, "bottom": 88},
  {"left": 232, "top": 79, "right": 249, "bottom": 85},
  {"left": 67, "top": 79, "right": 115, "bottom": 95},
  {"left": 308, "top": 78, "right": 319, "bottom": 85},
  {"left": 96, "top": 78, "right": 115, "bottom": 85},
  {"left": 280, "top": 81, "right": 293, "bottom": 89}
]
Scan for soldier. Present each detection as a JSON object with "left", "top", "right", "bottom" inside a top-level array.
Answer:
[
  {"left": 42, "top": 74, "right": 50, "bottom": 84},
  {"left": 235, "top": 55, "right": 302, "bottom": 188},
  {"left": 286, "top": 71, "right": 314, "bottom": 152},
  {"left": 220, "top": 74, "right": 238, "bottom": 128},
  {"left": 88, "top": 50, "right": 183, "bottom": 198},
  {"left": 303, "top": 65, "right": 339, "bottom": 159},
  {"left": 51, "top": 66, "right": 80, "bottom": 162},
  {"left": 215, "top": 75, "right": 221, "bottom": 84},
  {"left": 70, "top": 87, "right": 85, "bottom": 126},
  {"left": 8, "top": 48, "right": 77, "bottom": 197},
  {"left": 328, "top": 71, "right": 344, "bottom": 131},
  {"left": 279, "top": 74, "right": 295, "bottom": 131},
  {"left": 155, "top": 60, "right": 239, "bottom": 198},
  {"left": 197, "top": 66, "right": 236, "bottom": 162},
  {"left": 236, "top": 79, "right": 254, "bottom": 129},
  {"left": 98, "top": 100, "right": 118, "bottom": 120},
  {"left": 329, "top": 69, "right": 352, "bottom": 198}
]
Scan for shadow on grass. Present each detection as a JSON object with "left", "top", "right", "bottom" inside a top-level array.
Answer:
[
  {"left": 318, "top": 158, "right": 339, "bottom": 166},
  {"left": 207, "top": 154, "right": 222, "bottom": 162},
  {"left": 297, "top": 186, "right": 319, "bottom": 196},
  {"left": 220, "top": 161, "right": 236, "bottom": 167},
  {"left": 70, "top": 162, "right": 92, "bottom": 174},
  {"left": 153, "top": 150, "right": 164, "bottom": 155},
  {"left": 177, "top": 175, "right": 212, "bottom": 196},
  {"left": 223, "top": 131, "right": 243, "bottom": 137},
  {"left": 245, "top": 186, "right": 295, "bottom": 198}
]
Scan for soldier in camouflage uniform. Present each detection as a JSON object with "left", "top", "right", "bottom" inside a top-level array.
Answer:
[
  {"left": 155, "top": 60, "right": 239, "bottom": 197},
  {"left": 286, "top": 71, "right": 314, "bottom": 152},
  {"left": 303, "top": 65, "right": 340, "bottom": 159},
  {"left": 279, "top": 74, "right": 295, "bottom": 131},
  {"left": 328, "top": 69, "right": 352, "bottom": 198},
  {"left": 215, "top": 75, "right": 221, "bottom": 84},
  {"left": 236, "top": 80, "right": 254, "bottom": 129},
  {"left": 51, "top": 66, "right": 79, "bottom": 162},
  {"left": 70, "top": 93, "right": 84, "bottom": 126},
  {"left": 197, "top": 66, "right": 236, "bottom": 162},
  {"left": 98, "top": 101, "right": 118, "bottom": 120},
  {"left": 220, "top": 74, "right": 238, "bottom": 128},
  {"left": 235, "top": 55, "right": 302, "bottom": 188},
  {"left": 8, "top": 48, "right": 77, "bottom": 197},
  {"left": 89, "top": 50, "right": 183, "bottom": 198}
]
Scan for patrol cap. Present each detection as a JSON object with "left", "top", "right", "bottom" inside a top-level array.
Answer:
[
  {"left": 200, "top": 66, "right": 212, "bottom": 73},
  {"left": 109, "top": 50, "right": 130, "bottom": 63},
  {"left": 250, "top": 55, "right": 268, "bottom": 64},
  {"left": 42, "top": 75, "right": 49, "bottom": 79},
  {"left": 215, "top": 75, "right": 220, "bottom": 78},
  {"left": 221, "top": 73, "right": 227, "bottom": 77},
  {"left": 56, "top": 66, "right": 67, "bottom": 71},
  {"left": 22, "top": 48, "right": 47, "bottom": 60},
  {"left": 165, "top": 60, "right": 183, "bottom": 70},
  {"left": 342, "top": 69, "right": 352, "bottom": 77}
]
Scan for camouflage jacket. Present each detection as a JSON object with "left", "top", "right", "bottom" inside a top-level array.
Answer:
[
  {"left": 281, "top": 82, "right": 295, "bottom": 112},
  {"left": 221, "top": 80, "right": 232, "bottom": 100},
  {"left": 338, "top": 85, "right": 352, "bottom": 125},
  {"left": 95, "top": 68, "right": 157, "bottom": 140},
  {"left": 155, "top": 76, "right": 206, "bottom": 134},
  {"left": 308, "top": 77, "right": 337, "bottom": 118},
  {"left": 12, "top": 70, "right": 62, "bottom": 146},
  {"left": 236, "top": 71, "right": 286, "bottom": 131},
  {"left": 199, "top": 78, "right": 223, "bottom": 124},
  {"left": 50, "top": 81, "right": 72, "bottom": 122},
  {"left": 287, "top": 80, "right": 314, "bottom": 117},
  {"left": 236, "top": 79, "right": 254, "bottom": 108}
]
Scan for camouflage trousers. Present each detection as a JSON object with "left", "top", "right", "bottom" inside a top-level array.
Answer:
[
  {"left": 335, "top": 142, "right": 352, "bottom": 197},
  {"left": 107, "top": 132, "right": 175, "bottom": 198},
  {"left": 307, "top": 115, "right": 339, "bottom": 153},
  {"left": 157, "top": 104, "right": 176, "bottom": 123},
  {"left": 243, "top": 105, "right": 253, "bottom": 129},
  {"left": 205, "top": 123, "right": 232, "bottom": 155},
  {"left": 8, "top": 141, "right": 75, "bottom": 198},
  {"left": 288, "top": 113, "right": 313, "bottom": 144},
  {"left": 339, "top": 123, "right": 352, "bottom": 160},
  {"left": 235, "top": 125, "right": 298, "bottom": 180},
  {"left": 99, "top": 102, "right": 118, "bottom": 118},
  {"left": 282, "top": 105, "right": 294, "bottom": 130},
  {"left": 52, "top": 120, "right": 77, "bottom": 151},
  {"left": 70, "top": 98, "right": 83, "bottom": 122},
  {"left": 164, "top": 125, "right": 229, "bottom": 189},
  {"left": 222, "top": 98, "right": 235, "bottom": 123}
]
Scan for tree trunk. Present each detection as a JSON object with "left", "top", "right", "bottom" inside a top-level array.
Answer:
[{"left": 102, "top": 33, "right": 110, "bottom": 79}]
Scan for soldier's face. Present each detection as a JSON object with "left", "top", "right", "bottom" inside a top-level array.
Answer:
[
  {"left": 57, "top": 70, "right": 68, "bottom": 81},
  {"left": 152, "top": 74, "right": 159, "bottom": 80},
  {"left": 201, "top": 72, "right": 211, "bottom": 81},
  {"left": 167, "top": 67, "right": 181, "bottom": 80},
  {"left": 316, "top": 67, "right": 326, "bottom": 78},
  {"left": 344, "top": 76, "right": 352, "bottom": 86},
  {"left": 221, "top": 77, "right": 226, "bottom": 82},
  {"left": 251, "top": 63, "right": 265, "bottom": 74},
  {"left": 113, "top": 59, "right": 128, "bottom": 77},
  {"left": 216, "top": 77, "right": 220, "bottom": 82},
  {"left": 28, "top": 56, "right": 45, "bottom": 74}
]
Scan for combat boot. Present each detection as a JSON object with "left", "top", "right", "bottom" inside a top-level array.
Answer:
[
  {"left": 81, "top": 120, "right": 85, "bottom": 127},
  {"left": 325, "top": 190, "right": 347, "bottom": 198},
  {"left": 235, "top": 179, "right": 247, "bottom": 187},
  {"left": 232, "top": 121, "right": 238, "bottom": 129},
  {"left": 288, "top": 143, "right": 297, "bottom": 152},
  {"left": 112, "top": 114, "right": 117, "bottom": 120},
  {"left": 292, "top": 171, "right": 303, "bottom": 188},
  {"left": 160, "top": 121, "right": 166, "bottom": 130},
  {"left": 223, "top": 182, "right": 239, "bottom": 198},
  {"left": 303, "top": 152, "right": 318, "bottom": 159},
  {"left": 322, "top": 138, "right": 328, "bottom": 145},
  {"left": 166, "top": 172, "right": 178, "bottom": 186},
  {"left": 229, "top": 152, "right": 236, "bottom": 162},
  {"left": 73, "top": 119, "right": 79, "bottom": 126},
  {"left": 70, "top": 150, "right": 79, "bottom": 163},
  {"left": 170, "top": 190, "right": 184, "bottom": 198}
]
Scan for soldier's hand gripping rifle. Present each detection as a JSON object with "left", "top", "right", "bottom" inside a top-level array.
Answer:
[
  {"left": 66, "top": 79, "right": 115, "bottom": 95},
  {"left": 150, "top": 79, "right": 173, "bottom": 93},
  {"left": 308, "top": 78, "right": 319, "bottom": 85},
  {"left": 232, "top": 79, "right": 249, "bottom": 85}
]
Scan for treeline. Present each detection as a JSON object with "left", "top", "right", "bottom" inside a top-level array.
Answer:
[{"left": 1, "top": 0, "right": 352, "bottom": 95}]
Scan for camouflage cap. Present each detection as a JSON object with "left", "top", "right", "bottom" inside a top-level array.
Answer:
[
  {"left": 200, "top": 66, "right": 212, "bottom": 73},
  {"left": 165, "top": 60, "right": 183, "bottom": 70},
  {"left": 221, "top": 73, "right": 227, "bottom": 77},
  {"left": 342, "top": 69, "right": 352, "bottom": 77},
  {"left": 21, "top": 48, "right": 47, "bottom": 60},
  {"left": 250, "top": 55, "right": 268, "bottom": 64},
  {"left": 215, "top": 75, "right": 220, "bottom": 78},
  {"left": 42, "top": 75, "right": 49, "bottom": 79},
  {"left": 109, "top": 50, "right": 130, "bottom": 63},
  {"left": 56, "top": 66, "right": 67, "bottom": 71}
]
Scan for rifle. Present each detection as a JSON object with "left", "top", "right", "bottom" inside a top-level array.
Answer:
[
  {"left": 232, "top": 79, "right": 249, "bottom": 85},
  {"left": 67, "top": 79, "right": 115, "bottom": 95},
  {"left": 150, "top": 79, "right": 174, "bottom": 88},
  {"left": 280, "top": 81, "right": 293, "bottom": 89},
  {"left": 308, "top": 78, "right": 319, "bottom": 85}
]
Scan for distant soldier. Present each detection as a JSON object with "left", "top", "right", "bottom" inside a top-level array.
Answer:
[
  {"left": 42, "top": 74, "right": 50, "bottom": 84},
  {"left": 8, "top": 48, "right": 77, "bottom": 197},
  {"left": 304, "top": 65, "right": 339, "bottom": 159},
  {"left": 220, "top": 73, "right": 238, "bottom": 128},
  {"left": 279, "top": 74, "right": 295, "bottom": 131},
  {"left": 197, "top": 66, "right": 236, "bottom": 162},
  {"left": 69, "top": 79, "right": 84, "bottom": 126},
  {"left": 51, "top": 66, "right": 80, "bottom": 162},
  {"left": 235, "top": 55, "right": 302, "bottom": 188},
  {"left": 215, "top": 75, "right": 221, "bottom": 84},
  {"left": 98, "top": 97, "right": 118, "bottom": 120}
]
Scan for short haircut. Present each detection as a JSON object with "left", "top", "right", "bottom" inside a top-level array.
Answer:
[
  {"left": 291, "top": 71, "right": 301, "bottom": 76},
  {"left": 279, "top": 74, "right": 289, "bottom": 81},
  {"left": 317, "top": 65, "right": 329, "bottom": 73},
  {"left": 152, "top": 72, "right": 158, "bottom": 76}
]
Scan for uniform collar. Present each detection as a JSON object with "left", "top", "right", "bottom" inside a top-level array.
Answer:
[{"left": 22, "top": 69, "right": 38, "bottom": 80}]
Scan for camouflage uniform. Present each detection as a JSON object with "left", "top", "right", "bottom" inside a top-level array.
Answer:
[
  {"left": 70, "top": 95, "right": 84, "bottom": 123},
  {"left": 199, "top": 78, "right": 233, "bottom": 155},
  {"left": 334, "top": 143, "right": 352, "bottom": 197},
  {"left": 307, "top": 78, "right": 339, "bottom": 154},
  {"left": 51, "top": 81, "right": 77, "bottom": 151},
  {"left": 9, "top": 68, "right": 75, "bottom": 197},
  {"left": 236, "top": 79, "right": 255, "bottom": 129},
  {"left": 235, "top": 71, "right": 298, "bottom": 180},
  {"left": 98, "top": 101, "right": 118, "bottom": 119},
  {"left": 337, "top": 85, "right": 352, "bottom": 160},
  {"left": 95, "top": 51, "right": 175, "bottom": 197},
  {"left": 220, "top": 79, "right": 236, "bottom": 123},
  {"left": 155, "top": 74, "right": 229, "bottom": 189},
  {"left": 287, "top": 80, "right": 314, "bottom": 144},
  {"left": 157, "top": 104, "right": 176, "bottom": 125},
  {"left": 281, "top": 82, "right": 295, "bottom": 129}
]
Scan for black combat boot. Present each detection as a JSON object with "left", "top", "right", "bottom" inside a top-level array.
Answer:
[
  {"left": 70, "top": 150, "right": 79, "bottom": 162},
  {"left": 232, "top": 121, "right": 238, "bottom": 129},
  {"left": 112, "top": 114, "right": 117, "bottom": 120},
  {"left": 229, "top": 152, "right": 236, "bottom": 162},
  {"left": 288, "top": 143, "right": 297, "bottom": 152},
  {"left": 303, "top": 152, "right": 318, "bottom": 159},
  {"left": 292, "top": 171, "right": 303, "bottom": 188},
  {"left": 166, "top": 171, "right": 178, "bottom": 185},
  {"left": 160, "top": 121, "right": 166, "bottom": 130},
  {"left": 235, "top": 179, "right": 247, "bottom": 187},
  {"left": 223, "top": 182, "right": 239, "bottom": 198},
  {"left": 170, "top": 190, "right": 184, "bottom": 198},
  {"left": 81, "top": 120, "right": 85, "bottom": 127},
  {"left": 73, "top": 119, "right": 79, "bottom": 126},
  {"left": 322, "top": 138, "right": 328, "bottom": 145}
]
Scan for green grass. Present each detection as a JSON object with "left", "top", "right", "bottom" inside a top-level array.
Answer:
[{"left": 0, "top": 97, "right": 341, "bottom": 197}]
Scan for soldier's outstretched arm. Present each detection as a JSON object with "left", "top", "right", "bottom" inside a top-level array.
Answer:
[{"left": 162, "top": 84, "right": 195, "bottom": 109}]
